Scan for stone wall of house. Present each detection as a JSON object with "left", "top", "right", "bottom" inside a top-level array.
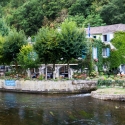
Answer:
[{"left": 0, "top": 80, "right": 97, "bottom": 93}]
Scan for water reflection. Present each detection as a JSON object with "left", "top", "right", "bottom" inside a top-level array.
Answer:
[{"left": 0, "top": 92, "right": 125, "bottom": 125}]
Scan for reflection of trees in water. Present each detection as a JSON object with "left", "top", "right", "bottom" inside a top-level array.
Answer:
[
  {"left": 0, "top": 93, "right": 125, "bottom": 125},
  {"left": 0, "top": 107, "right": 44, "bottom": 125},
  {"left": 22, "top": 108, "right": 44, "bottom": 125}
]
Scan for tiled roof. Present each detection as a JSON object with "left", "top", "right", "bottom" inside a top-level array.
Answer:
[{"left": 85, "top": 24, "right": 125, "bottom": 35}]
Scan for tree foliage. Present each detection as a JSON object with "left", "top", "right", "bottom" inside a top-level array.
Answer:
[
  {"left": 59, "top": 20, "right": 87, "bottom": 63},
  {"left": 68, "top": 0, "right": 92, "bottom": 17},
  {"left": 2, "top": 29, "right": 27, "bottom": 64},
  {"left": 8, "top": 0, "right": 44, "bottom": 36},
  {"left": 109, "top": 31, "right": 125, "bottom": 68},
  {"left": 0, "top": 18, "right": 10, "bottom": 36},
  {"left": 34, "top": 27, "right": 61, "bottom": 65},
  {"left": 0, "top": 35, "right": 5, "bottom": 64},
  {"left": 34, "top": 26, "right": 61, "bottom": 79},
  {"left": 100, "top": 0, "right": 125, "bottom": 24},
  {"left": 17, "top": 44, "right": 39, "bottom": 70},
  {"left": 1, "top": 0, "right": 124, "bottom": 33}
]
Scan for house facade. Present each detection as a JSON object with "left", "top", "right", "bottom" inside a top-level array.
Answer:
[{"left": 85, "top": 24, "right": 125, "bottom": 72}]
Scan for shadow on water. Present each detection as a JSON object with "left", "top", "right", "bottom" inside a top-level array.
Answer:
[{"left": 0, "top": 92, "right": 125, "bottom": 125}]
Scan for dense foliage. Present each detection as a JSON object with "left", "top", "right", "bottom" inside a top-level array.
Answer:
[
  {"left": 0, "top": 0, "right": 124, "bottom": 36},
  {"left": 109, "top": 31, "right": 125, "bottom": 68},
  {"left": 8, "top": 0, "right": 44, "bottom": 36},
  {"left": 2, "top": 29, "right": 27, "bottom": 65},
  {"left": 17, "top": 44, "right": 39, "bottom": 70},
  {"left": 92, "top": 38, "right": 103, "bottom": 72}
]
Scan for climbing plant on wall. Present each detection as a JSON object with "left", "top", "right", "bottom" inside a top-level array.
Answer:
[
  {"left": 91, "top": 38, "right": 103, "bottom": 72},
  {"left": 82, "top": 38, "right": 103, "bottom": 73}
]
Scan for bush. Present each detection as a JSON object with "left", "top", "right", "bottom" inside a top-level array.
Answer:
[
  {"left": 5, "top": 72, "right": 11, "bottom": 76},
  {"left": 98, "top": 79, "right": 113, "bottom": 86},
  {"left": 73, "top": 73, "right": 87, "bottom": 79},
  {"left": 90, "top": 71, "right": 98, "bottom": 77},
  {"left": 115, "top": 80, "right": 125, "bottom": 86},
  {"left": 38, "top": 74, "right": 44, "bottom": 80}
]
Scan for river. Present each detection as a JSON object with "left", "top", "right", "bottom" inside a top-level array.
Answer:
[{"left": 0, "top": 92, "right": 125, "bottom": 125}]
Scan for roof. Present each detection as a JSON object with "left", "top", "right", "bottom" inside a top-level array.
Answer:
[{"left": 85, "top": 24, "right": 125, "bottom": 35}]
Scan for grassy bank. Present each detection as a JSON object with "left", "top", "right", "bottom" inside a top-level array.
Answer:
[{"left": 95, "top": 87, "right": 125, "bottom": 95}]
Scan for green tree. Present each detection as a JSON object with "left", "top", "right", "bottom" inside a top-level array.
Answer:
[
  {"left": 2, "top": 29, "right": 27, "bottom": 70},
  {"left": 68, "top": 14, "right": 85, "bottom": 27},
  {"left": 68, "top": 0, "right": 92, "bottom": 17},
  {"left": 42, "top": 0, "right": 61, "bottom": 20},
  {"left": 10, "top": 0, "right": 28, "bottom": 8},
  {"left": 59, "top": 19, "right": 87, "bottom": 78},
  {"left": 0, "top": 35, "right": 5, "bottom": 64},
  {"left": 100, "top": 0, "right": 125, "bottom": 24},
  {"left": 83, "top": 14, "right": 106, "bottom": 27},
  {"left": 8, "top": 0, "right": 44, "bottom": 36},
  {"left": 109, "top": 31, "right": 125, "bottom": 69},
  {"left": 0, "top": 18, "right": 10, "bottom": 36},
  {"left": 17, "top": 44, "right": 39, "bottom": 76},
  {"left": 34, "top": 27, "right": 61, "bottom": 80}
]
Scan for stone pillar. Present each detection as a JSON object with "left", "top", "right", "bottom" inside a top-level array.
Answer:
[
  {"left": 70, "top": 68, "right": 73, "bottom": 79},
  {"left": 68, "top": 68, "right": 71, "bottom": 79},
  {"left": 55, "top": 66, "right": 60, "bottom": 78},
  {"left": 27, "top": 68, "right": 31, "bottom": 77},
  {"left": 39, "top": 67, "right": 42, "bottom": 75}
]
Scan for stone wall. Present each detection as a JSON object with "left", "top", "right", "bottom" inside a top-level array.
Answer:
[
  {"left": 91, "top": 91, "right": 125, "bottom": 101},
  {"left": 0, "top": 79, "right": 97, "bottom": 94}
]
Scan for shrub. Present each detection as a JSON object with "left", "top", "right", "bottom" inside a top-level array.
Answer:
[
  {"left": 90, "top": 71, "right": 98, "bottom": 77},
  {"left": 73, "top": 73, "right": 87, "bottom": 79},
  {"left": 38, "top": 74, "right": 44, "bottom": 80},
  {"left": 98, "top": 79, "right": 113, "bottom": 86},
  {"left": 5, "top": 72, "right": 12, "bottom": 76},
  {"left": 115, "top": 80, "right": 125, "bottom": 86}
]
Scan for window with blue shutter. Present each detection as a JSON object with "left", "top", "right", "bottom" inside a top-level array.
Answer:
[{"left": 102, "top": 48, "right": 110, "bottom": 57}]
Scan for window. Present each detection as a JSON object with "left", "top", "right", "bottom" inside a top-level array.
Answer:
[
  {"left": 92, "top": 47, "right": 97, "bottom": 59},
  {"left": 103, "top": 35, "right": 107, "bottom": 42},
  {"left": 102, "top": 48, "right": 110, "bottom": 57}
]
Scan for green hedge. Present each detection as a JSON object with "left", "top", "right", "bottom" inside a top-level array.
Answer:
[{"left": 97, "top": 79, "right": 125, "bottom": 87}]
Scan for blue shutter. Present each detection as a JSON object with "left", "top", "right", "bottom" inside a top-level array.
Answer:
[
  {"left": 107, "top": 34, "right": 110, "bottom": 42},
  {"left": 107, "top": 48, "right": 110, "bottom": 57},
  {"left": 82, "top": 50, "right": 86, "bottom": 59}
]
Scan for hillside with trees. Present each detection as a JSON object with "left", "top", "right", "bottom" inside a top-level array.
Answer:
[{"left": 0, "top": 0, "right": 125, "bottom": 36}]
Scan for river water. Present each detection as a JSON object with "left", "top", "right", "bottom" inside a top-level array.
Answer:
[{"left": 0, "top": 92, "right": 125, "bottom": 125}]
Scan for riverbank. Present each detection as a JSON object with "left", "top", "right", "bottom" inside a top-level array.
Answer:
[
  {"left": 91, "top": 87, "right": 125, "bottom": 101},
  {"left": 0, "top": 79, "right": 97, "bottom": 94}
]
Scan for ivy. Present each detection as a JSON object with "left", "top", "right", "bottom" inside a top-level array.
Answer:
[
  {"left": 92, "top": 38, "right": 103, "bottom": 72},
  {"left": 82, "top": 38, "right": 103, "bottom": 73}
]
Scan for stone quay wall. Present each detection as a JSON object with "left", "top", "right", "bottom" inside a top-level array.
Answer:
[
  {"left": 0, "top": 79, "right": 97, "bottom": 94},
  {"left": 91, "top": 91, "right": 125, "bottom": 101}
]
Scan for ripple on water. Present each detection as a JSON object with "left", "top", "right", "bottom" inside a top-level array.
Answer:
[{"left": 67, "top": 93, "right": 91, "bottom": 98}]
